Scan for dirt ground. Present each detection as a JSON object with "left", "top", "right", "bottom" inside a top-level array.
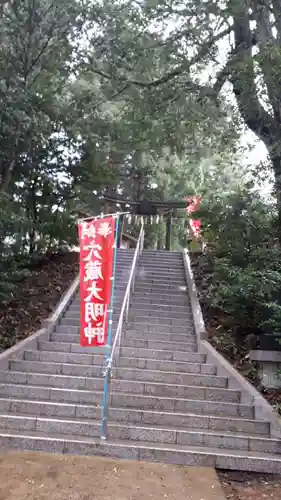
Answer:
[
  {"left": 0, "top": 252, "right": 78, "bottom": 352},
  {"left": 218, "top": 470, "right": 281, "bottom": 500},
  {"left": 0, "top": 451, "right": 225, "bottom": 500}
]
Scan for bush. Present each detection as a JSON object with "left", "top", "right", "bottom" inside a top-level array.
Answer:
[{"left": 196, "top": 188, "right": 281, "bottom": 344}]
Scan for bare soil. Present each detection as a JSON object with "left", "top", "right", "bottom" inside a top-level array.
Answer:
[
  {"left": 0, "top": 451, "right": 225, "bottom": 500},
  {"left": 218, "top": 470, "right": 281, "bottom": 500},
  {"left": 0, "top": 252, "right": 78, "bottom": 352}
]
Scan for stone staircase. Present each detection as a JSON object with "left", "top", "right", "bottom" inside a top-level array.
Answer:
[{"left": 0, "top": 249, "right": 281, "bottom": 472}]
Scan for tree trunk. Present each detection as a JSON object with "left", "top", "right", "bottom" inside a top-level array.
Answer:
[
  {"left": 0, "top": 158, "right": 16, "bottom": 193},
  {"left": 269, "top": 150, "right": 281, "bottom": 241}
]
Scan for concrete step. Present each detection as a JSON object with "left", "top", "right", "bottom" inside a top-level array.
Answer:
[
  {"left": 0, "top": 395, "right": 254, "bottom": 420},
  {"left": 39, "top": 338, "right": 198, "bottom": 353},
  {"left": 135, "top": 278, "right": 187, "bottom": 287},
  {"left": 120, "top": 357, "right": 216, "bottom": 375},
  {"left": 106, "top": 424, "right": 276, "bottom": 452},
  {"left": 7, "top": 364, "right": 225, "bottom": 390},
  {"left": 123, "top": 322, "right": 194, "bottom": 334},
  {"left": 24, "top": 349, "right": 107, "bottom": 365},
  {"left": 0, "top": 413, "right": 101, "bottom": 438},
  {"left": 133, "top": 289, "right": 188, "bottom": 297},
  {"left": 127, "top": 314, "right": 194, "bottom": 326},
  {"left": 51, "top": 330, "right": 196, "bottom": 345},
  {"left": 1, "top": 429, "right": 281, "bottom": 472},
  {"left": 55, "top": 324, "right": 121, "bottom": 335},
  {"left": 0, "top": 373, "right": 238, "bottom": 401},
  {"left": 0, "top": 383, "right": 103, "bottom": 405},
  {"left": 63, "top": 315, "right": 195, "bottom": 334},
  {"left": 129, "top": 303, "right": 192, "bottom": 314},
  {"left": 134, "top": 285, "right": 188, "bottom": 293},
  {"left": 22, "top": 351, "right": 214, "bottom": 374},
  {"left": 124, "top": 330, "right": 196, "bottom": 344},
  {"left": 3, "top": 397, "right": 258, "bottom": 435},
  {"left": 107, "top": 406, "right": 258, "bottom": 431},
  {"left": 0, "top": 381, "right": 242, "bottom": 412},
  {"left": 136, "top": 271, "right": 185, "bottom": 280},
  {"left": 131, "top": 295, "right": 190, "bottom": 305},
  {"left": 0, "top": 414, "right": 274, "bottom": 452},
  {"left": 24, "top": 348, "right": 205, "bottom": 367},
  {"left": 113, "top": 367, "right": 227, "bottom": 388},
  {"left": 120, "top": 347, "right": 205, "bottom": 362},
  {"left": 138, "top": 260, "right": 184, "bottom": 268},
  {"left": 10, "top": 360, "right": 104, "bottom": 378},
  {"left": 139, "top": 254, "right": 182, "bottom": 259}
]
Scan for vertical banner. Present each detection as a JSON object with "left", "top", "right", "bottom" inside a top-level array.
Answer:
[
  {"left": 78, "top": 216, "right": 116, "bottom": 347},
  {"left": 186, "top": 196, "right": 201, "bottom": 238}
]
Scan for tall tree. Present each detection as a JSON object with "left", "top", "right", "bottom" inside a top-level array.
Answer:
[{"left": 84, "top": 0, "right": 281, "bottom": 225}]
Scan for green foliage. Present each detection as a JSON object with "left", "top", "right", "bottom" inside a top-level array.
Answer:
[{"left": 196, "top": 188, "right": 281, "bottom": 341}]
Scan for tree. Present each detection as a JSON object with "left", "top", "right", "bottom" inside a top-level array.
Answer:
[
  {"left": 84, "top": 0, "right": 281, "bottom": 228},
  {"left": 0, "top": 0, "right": 83, "bottom": 192}
]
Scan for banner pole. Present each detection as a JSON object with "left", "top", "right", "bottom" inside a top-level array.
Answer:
[{"left": 100, "top": 215, "right": 120, "bottom": 439}]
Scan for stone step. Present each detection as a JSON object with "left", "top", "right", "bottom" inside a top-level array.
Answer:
[
  {"left": 0, "top": 413, "right": 101, "bottom": 437},
  {"left": 138, "top": 261, "right": 184, "bottom": 268},
  {"left": 124, "top": 323, "right": 194, "bottom": 334},
  {"left": 107, "top": 424, "right": 276, "bottom": 452},
  {"left": 10, "top": 360, "right": 103, "bottom": 378},
  {"left": 64, "top": 314, "right": 194, "bottom": 334},
  {"left": 51, "top": 330, "right": 196, "bottom": 345},
  {"left": 24, "top": 348, "right": 205, "bottom": 367},
  {"left": 120, "top": 347, "right": 205, "bottom": 362},
  {"left": 0, "top": 373, "right": 238, "bottom": 401},
  {"left": 129, "top": 303, "right": 192, "bottom": 314},
  {"left": 0, "top": 381, "right": 240, "bottom": 410},
  {"left": 113, "top": 368, "right": 226, "bottom": 388},
  {"left": 55, "top": 325, "right": 122, "bottom": 337},
  {"left": 0, "top": 383, "right": 103, "bottom": 405},
  {"left": 136, "top": 271, "right": 185, "bottom": 280},
  {"left": 1, "top": 429, "right": 281, "bottom": 472},
  {"left": 24, "top": 349, "right": 107, "bottom": 365},
  {"left": 127, "top": 314, "right": 193, "bottom": 326},
  {"left": 22, "top": 351, "right": 214, "bottom": 374},
  {"left": 107, "top": 407, "right": 258, "bottom": 432},
  {"left": 133, "top": 290, "right": 188, "bottom": 297},
  {"left": 124, "top": 330, "right": 196, "bottom": 344},
  {"left": 135, "top": 278, "right": 187, "bottom": 287},
  {"left": 4, "top": 397, "right": 257, "bottom": 433},
  {"left": 134, "top": 285, "right": 188, "bottom": 293},
  {"left": 120, "top": 357, "right": 216, "bottom": 375},
  {"left": 0, "top": 395, "right": 254, "bottom": 420},
  {"left": 36, "top": 341, "right": 201, "bottom": 363},
  {"left": 140, "top": 252, "right": 182, "bottom": 259},
  {"left": 8, "top": 362, "right": 222, "bottom": 389},
  {"left": 39, "top": 338, "right": 198, "bottom": 353},
  {"left": 0, "top": 414, "right": 274, "bottom": 452},
  {"left": 130, "top": 295, "right": 190, "bottom": 306},
  {"left": 69, "top": 299, "right": 192, "bottom": 313},
  {"left": 111, "top": 383, "right": 240, "bottom": 402}
]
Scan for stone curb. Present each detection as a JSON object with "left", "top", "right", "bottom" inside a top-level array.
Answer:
[
  {"left": 0, "top": 275, "right": 79, "bottom": 371},
  {"left": 182, "top": 249, "right": 281, "bottom": 439}
]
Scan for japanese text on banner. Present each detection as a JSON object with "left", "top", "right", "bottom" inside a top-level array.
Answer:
[{"left": 78, "top": 217, "right": 116, "bottom": 347}]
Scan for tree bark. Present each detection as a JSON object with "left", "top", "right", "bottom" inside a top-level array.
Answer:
[
  {"left": 230, "top": 3, "right": 281, "bottom": 237},
  {"left": 0, "top": 158, "right": 16, "bottom": 193}
]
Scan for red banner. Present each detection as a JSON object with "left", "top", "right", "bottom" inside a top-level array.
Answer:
[
  {"left": 185, "top": 196, "right": 201, "bottom": 238},
  {"left": 78, "top": 217, "right": 116, "bottom": 347}
]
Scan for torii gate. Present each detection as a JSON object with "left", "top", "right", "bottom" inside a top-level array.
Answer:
[{"left": 102, "top": 193, "right": 190, "bottom": 251}]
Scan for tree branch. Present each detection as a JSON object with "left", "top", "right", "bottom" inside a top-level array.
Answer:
[{"left": 92, "top": 25, "right": 233, "bottom": 88}]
